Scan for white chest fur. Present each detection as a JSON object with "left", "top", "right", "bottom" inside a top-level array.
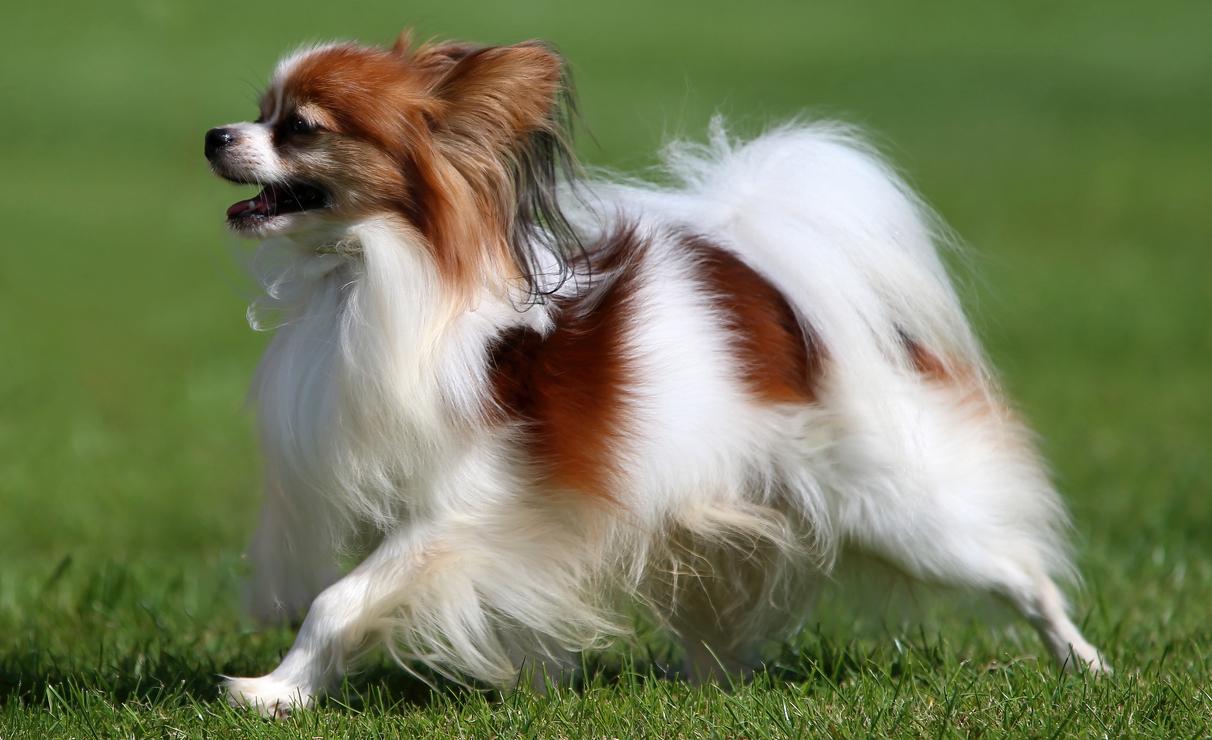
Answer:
[{"left": 247, "top": 220, "right": 542, "bottom": 533}]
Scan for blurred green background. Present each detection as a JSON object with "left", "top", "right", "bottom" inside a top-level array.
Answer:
[{"left": 1, "top": 0, "right": 1209, "bottom": 734}]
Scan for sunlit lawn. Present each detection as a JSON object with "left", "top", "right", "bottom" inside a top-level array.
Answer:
[{"left": 1, "top": 1, "right": 1209, "bottom": 735}]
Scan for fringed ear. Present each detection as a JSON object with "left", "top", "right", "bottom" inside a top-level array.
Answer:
[
  {"left": 390, "top": 28, "right": 414, "bottom": 57},
  {"left": 426, "top": 41, "right": 582, "bottom": 304},
  {"left": 505, "top": 75, "right": 584, "bottom": 304},
  {"left": 430, "top": 42, "right": 564, "bottom": 147},
  {"left": 414, "top": 40, "right": 483, "bottom": 70}
]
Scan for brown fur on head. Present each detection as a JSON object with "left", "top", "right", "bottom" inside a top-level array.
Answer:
[{"left": 205, "top": 31, "right": 581, "bottom": 302}]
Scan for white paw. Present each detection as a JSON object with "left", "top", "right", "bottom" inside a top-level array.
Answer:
[
  {"left": 223, "top": 675, "right": 316, "bottom": 719},
  {"left": 1063, "top": 643, "right": 1113, "bottom": 676},
  {"left": 1080, "top": 652, "right": 1113, "bottom": 676}
]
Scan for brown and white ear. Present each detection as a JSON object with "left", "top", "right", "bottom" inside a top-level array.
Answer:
[
  {"left": 414, "top": 40, "right": 483, "bottom": 69},
  {"left": 429, "top": 42, "right": 564, "bottom": 148},
  {"left": 395, "top": 30, "right": 480, "bottom": 68},
  {"left": 390, "top": 28, "right": 415, "bottom": 57}
]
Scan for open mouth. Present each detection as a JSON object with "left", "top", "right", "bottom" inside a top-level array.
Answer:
[{"left": 225, "top": 182, "right": 330, "bottom": 226}]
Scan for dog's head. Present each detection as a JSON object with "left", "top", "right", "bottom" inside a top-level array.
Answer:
[{"left": 206, "top": 33, "right": 577, "bottom": 296}]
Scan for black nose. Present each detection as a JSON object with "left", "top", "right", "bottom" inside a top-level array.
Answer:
[{"left": 205, "top": 128, "right": 236, "bottom": 159}]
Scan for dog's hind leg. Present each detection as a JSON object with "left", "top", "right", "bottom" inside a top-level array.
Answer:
[
  {"left": 670, "top": 570, "right": 766, "bottom": 684},
  {"left": 998, "top": 564, "right": 1108, "bottom": 672},
  {"left": 841, "top": 484, "right": 1108, "bottom": 673},
  {"left": 506, "top": 636, "right": 579, "bottom": 693},
  {"left": 829, "top": 378, "right": 1109, "bottom": 673},
  {"left": 661, "top": 507, "right": 819, "bottom": 685}
]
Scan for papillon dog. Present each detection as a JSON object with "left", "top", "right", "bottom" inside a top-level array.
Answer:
[{"left": 205, "top": 31, "right": 1107, "bottom": 717}]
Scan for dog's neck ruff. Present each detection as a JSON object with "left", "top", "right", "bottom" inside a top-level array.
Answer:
[
  {"left": 312, "top": 239, "right": 356, "bottom": 257},
  {"left": 247, "top": 218, "right": 552, "bottom": 537}
]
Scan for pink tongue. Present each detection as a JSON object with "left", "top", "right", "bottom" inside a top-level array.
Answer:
[{"left": 227, "top": 190, "right": 270, "bottom": 219}]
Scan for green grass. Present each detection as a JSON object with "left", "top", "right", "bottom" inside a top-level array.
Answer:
[{"left": 2, "top": 0, "right": 1210, "bottom": 735}]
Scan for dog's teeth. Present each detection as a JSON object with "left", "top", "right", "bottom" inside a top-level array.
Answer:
[{"left": 248, "top": 200, "right": 258, "bottom": 209}]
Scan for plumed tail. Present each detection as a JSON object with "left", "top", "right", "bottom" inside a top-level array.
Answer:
[{"left": 616, "top": 117, "right": 992, "bottom": 389}]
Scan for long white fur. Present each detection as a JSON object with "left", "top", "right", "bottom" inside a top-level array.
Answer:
[{"left": 224, "top": 118, "right": 1106, "bottom": 718}]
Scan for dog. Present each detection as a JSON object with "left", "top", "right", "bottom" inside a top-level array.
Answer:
[{"left": 205, "top": 31, "right": 1107, "bottom": 717}]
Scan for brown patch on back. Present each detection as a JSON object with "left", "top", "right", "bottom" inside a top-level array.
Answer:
[
  {"left": 683, "top": 234, "right": 822, "bottom": 404},
  {"left": 901, "top": 333, "right": 953, "bottom": 382},
  {"left": 899, "top": 330, "right": 985, "bottom": 389},
  {"left": 898, "top": 330, "right": 996, "bottom": 416},
  {"left": 486, "top": 227, "right": 643, "bottom": 500}
]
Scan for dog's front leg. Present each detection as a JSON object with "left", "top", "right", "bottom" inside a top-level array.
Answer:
[
  {"left": 244, "top": 485, "right": 343, "bottom": 625},
  {"left": 226, "top": 518, "right": 456, "bottom": 718}
]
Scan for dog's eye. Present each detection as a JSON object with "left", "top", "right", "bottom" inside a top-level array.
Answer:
[{"left": 289, "top": 114, "right": 315, "bottom": 135}]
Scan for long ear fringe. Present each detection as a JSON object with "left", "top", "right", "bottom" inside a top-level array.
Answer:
[{"left": 507, "top": 62, "right": 588, "bottom": 307}]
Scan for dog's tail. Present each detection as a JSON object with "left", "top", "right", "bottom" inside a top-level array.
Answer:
[
  {"left": 639, "top": 118, "right": 992, "bottom": 388},
  {"left": 670, "top": 119, "right": 989, "bottom": 384}
]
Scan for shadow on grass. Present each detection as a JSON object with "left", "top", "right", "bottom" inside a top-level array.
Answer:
[
  {"left": 2, "top": 558, "right": 972, "bottom": 721},
  {"left": 0, "top": 628, "right": 909, "bottom": 716}
]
